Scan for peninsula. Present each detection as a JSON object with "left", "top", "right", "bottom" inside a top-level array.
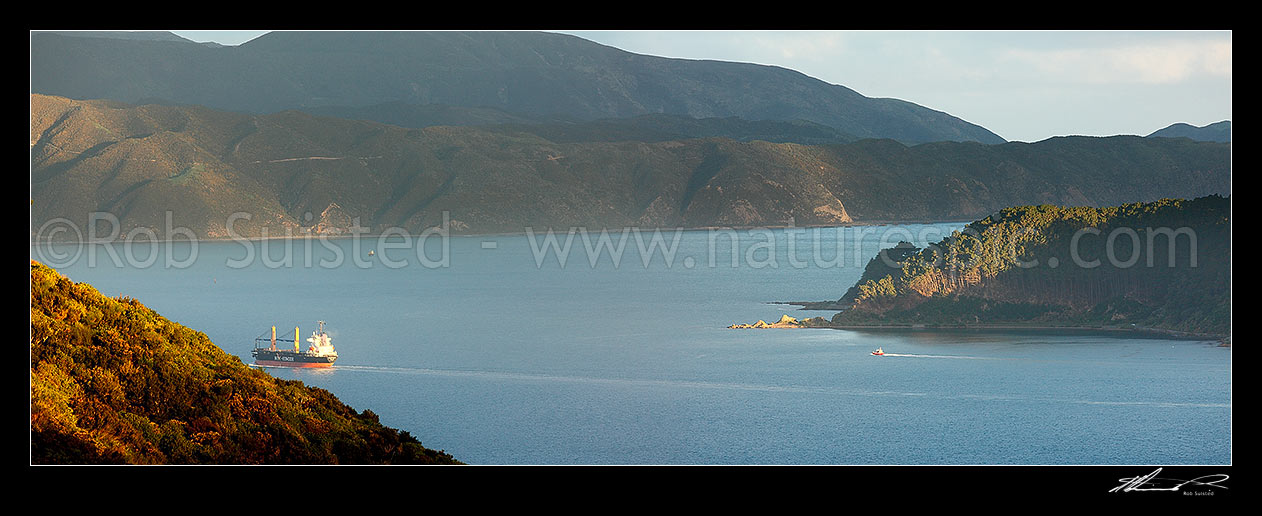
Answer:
[{"left": 737, "top": 195, "right": 1231, "bottom": 340}]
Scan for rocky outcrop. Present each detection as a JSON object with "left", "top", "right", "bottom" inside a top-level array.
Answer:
[
  {"left": 311, "top": 202, "right": 356, "bottom": 235},
  {"left": 728, "top": 314, "right": 829, "bottom": 329}
]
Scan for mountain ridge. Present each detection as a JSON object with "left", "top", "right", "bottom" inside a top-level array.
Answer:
[
  {"left": 30, "top": 94, "right": 1231, "bottom": 240},
  {"left": 1147, "top": 121, "right": 1231, "bottom": 143},
  {"left": 33, "top": 30, "right": 202, "bottom": 45},
  {"left": 31, "top": 30, "right": 1004, "bottom": 145}
]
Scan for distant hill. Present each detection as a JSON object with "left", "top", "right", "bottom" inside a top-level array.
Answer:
[
  {"left": 831, "top": 195, "right": 1231, "bottom": 337},
  {"left": 30, "top": 30, "right": 1004, "bottom": 145},
  {"left": 473, "top": 114, "right": 860, "bottom": 145},
  {"left": 1147, "top": 121, "right": 1231, "bottom": 142},
  {"left": 32, "top": 31, "right": 197, "bottom": 44},
  {"left": 305, "top": 101, "right": 552, "bottom": 129},
  {"left": 30, "top": 261, "right": 461, "bottom": 464},
  {"left": 304, "top": 107, "right": 861, "bottom": 146},
  {"left": 30, "top": 94, "right": 1231, "bottom": 239}
]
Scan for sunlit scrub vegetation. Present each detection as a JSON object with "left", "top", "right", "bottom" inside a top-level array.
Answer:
[
  {"left": 832, "top": 195, "right": 1230, "bottom": 337},
  {"left": 29, "top": 261, "right": 461, "bottom": 464}
]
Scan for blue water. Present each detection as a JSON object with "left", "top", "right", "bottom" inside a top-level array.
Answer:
[{"left": 33, "top": 223, "right": 1232, "bottom": 465}]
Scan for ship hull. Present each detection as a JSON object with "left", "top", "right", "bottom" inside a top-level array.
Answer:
[{"left": 252, "top": 350, "right": 336, "bottom": 368}]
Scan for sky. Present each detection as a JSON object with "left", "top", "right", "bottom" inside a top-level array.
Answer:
[{"left": 171, "top": 30, "right": 1231, "bottom": 143}]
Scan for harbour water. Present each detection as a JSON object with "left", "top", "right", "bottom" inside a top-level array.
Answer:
[{"left": 34, "top": 223, "right": 1231, "bottom": 464}]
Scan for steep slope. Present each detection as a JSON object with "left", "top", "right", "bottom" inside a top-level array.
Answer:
[
  {"left": 30, "top": 30, "right": 1003, "bottom": 145},
  {"left": 30, "top": 261, "right": 461, "bottom": 464},
  {"left": 30, "top": 95, "right": 296, "bottom": 238},
  {"left": 831, "top": 195, "right": 1231, "bottom": 336},
  {"left": 820, "top": 136, "right": 1230, "bottom": 222},
  {"left": 31, "top": 95, "right": 1231, "bottom": 239}
]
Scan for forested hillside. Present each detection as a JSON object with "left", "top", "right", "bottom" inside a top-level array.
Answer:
[{"left": 832, "top": 195, "right": 1231, "bottom": 336}]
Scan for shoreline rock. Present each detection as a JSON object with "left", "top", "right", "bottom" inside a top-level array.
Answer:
[{"left": 728, "top": 314, "right": 830, "bottom": 329}]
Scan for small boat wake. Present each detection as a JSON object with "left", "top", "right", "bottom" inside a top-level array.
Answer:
[{"left": 873, "top": 351, "right": 992, "bottom": 360}]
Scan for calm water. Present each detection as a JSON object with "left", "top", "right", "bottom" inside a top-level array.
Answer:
[{"left": 34, "top": 223, "right": 1232, "bottom": 464}]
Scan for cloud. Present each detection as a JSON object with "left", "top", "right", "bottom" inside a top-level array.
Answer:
[{"left": 1000, "top": 38, "right": 1231, "bottom": 85}]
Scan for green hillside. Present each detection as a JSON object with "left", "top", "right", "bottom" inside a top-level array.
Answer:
[
  {"left": 831, "top": 195, "right": 1231, "bottom": 336},
  {"left": 29, "top": 261, "right": 461, "bottom": 464},
  {"left": 30, "top": 94, "right": 1231, "bottom": 240}
]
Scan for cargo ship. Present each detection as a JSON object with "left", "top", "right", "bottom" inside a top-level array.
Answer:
[{"left": 252, "top": 321, "right": 338, "bottom": 368}]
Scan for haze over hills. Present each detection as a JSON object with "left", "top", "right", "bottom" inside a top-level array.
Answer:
[
  {"left": 1147, "top": 121, "right": 1231, "bottom": 143},
  {"left": 469, "top": 114, "right": 861, "bottom": 145},
  {"left": 30, "top": 30, "right": 1004, "bottom": 145},
  {"left": 31, "top": 94, "right": 1230, "bottom": 239},
  {"left": 301, "top": 106, "right": 863, "bottom": 145}
]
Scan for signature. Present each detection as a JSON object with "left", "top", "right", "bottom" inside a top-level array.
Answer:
[{"left": 1109, "top": 468, "right": 1229, "bottom": 493}]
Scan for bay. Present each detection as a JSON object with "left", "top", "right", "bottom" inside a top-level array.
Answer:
[{"left": 33, "top": 223, "right": 1231, "bottom": 465}]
